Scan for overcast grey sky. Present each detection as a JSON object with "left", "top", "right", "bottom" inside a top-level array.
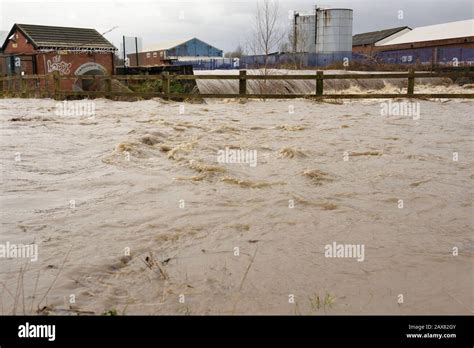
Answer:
[{"left": 0, "top": 0, "right": 473, "bottom": 52}]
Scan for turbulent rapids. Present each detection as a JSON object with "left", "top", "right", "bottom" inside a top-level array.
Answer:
[{"left": 0, "top": 93, "right": 472, "bottom": 315}]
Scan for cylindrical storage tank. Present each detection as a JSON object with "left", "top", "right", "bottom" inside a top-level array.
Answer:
[{"left": 315, "top": 8, "right": 353, "bottom": 54}]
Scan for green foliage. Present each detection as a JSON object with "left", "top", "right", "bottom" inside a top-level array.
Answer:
[
  {"left": 128, "top": 79, "right": 163, "bottom": 93},
  {"left": 127, "top": 79, "right": 187, "bottom": 94},
  {"left": 102, "top": 309, "right": 118, "bottom": 316},
  {"left": 309, "top": 292, "right": 336, "bottom": 312}
]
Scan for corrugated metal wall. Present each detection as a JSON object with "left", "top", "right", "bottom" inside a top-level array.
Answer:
[
  {"left": 173, "top": 58, "right": 238, "bottom": 70},
  {"left": 169, "top": 47, "right": 474, "bottom": 70},
  {"left": 240, "top": 52, "right": 352, "bottom": 68},
  {"left": 375, "top": 47, "right": 474, "bottom": 65}
]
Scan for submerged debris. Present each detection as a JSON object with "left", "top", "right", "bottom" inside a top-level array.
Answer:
[
  {"left": 302, "top": 169, "right": 333, "bottom": 185},
  {"left": 278, "top": 147, "right": 307, "bottom": 159},
  {"left": 276, "top": 124, "right": 306, "bottom": 131},
  {"left": 350, "top": 151, "right": 383, "bottom": 157},
  {"left": 221, "top": 176, "right": 283, "bottom": 188}
]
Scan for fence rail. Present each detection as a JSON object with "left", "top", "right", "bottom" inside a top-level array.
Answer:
[{"left": 1, "top": 70, "right": 473, "bottom": 99}]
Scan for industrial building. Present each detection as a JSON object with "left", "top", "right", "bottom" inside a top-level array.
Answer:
[
  {"left": 127, "top": 37, "right": 223, "bottom": 67},
  {"left": 242, "top": 6, "right": 354, "bottom": 68},
  {"left": 354, "top": 19, "right": 474, "bottom": 65},
  {"left": 379, "top": 19, "right": 474, "bottom": 51},
  {"left": 240, "top": 6, "right": 353, "bottom": 68},
  {"left": 292, "top": 7, "right": 353, "bottom": 55},
  {"left": 0, "top": 23, "right": 117, "bottom": 90},
  {"left": 352, "top": 26, "right": 411, "bottom": 56}
]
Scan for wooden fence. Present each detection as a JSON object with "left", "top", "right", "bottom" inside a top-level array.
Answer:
[{"left": 0, "top": 70, "right": 473, "bottom": 100}]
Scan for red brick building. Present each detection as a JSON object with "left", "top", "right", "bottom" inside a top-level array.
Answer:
[
  {"left": 352, "top": 27, "right": 411, "bottom": 57},
  {"left": 127, "top": 50, "right": 169, "bottom": 67},
  {"left": 375, "top": 20, "right": 474, "bottom": 52},
  {"left": 353, "top": 20, "right": 474, "bottom": 65},
  {"left": 1, "top": 24, "right": 117, "bottom": 90}
]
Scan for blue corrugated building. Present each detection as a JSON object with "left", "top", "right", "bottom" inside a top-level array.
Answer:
[{"left": 143, "top": 37, "right": 222, "bottom": 59}]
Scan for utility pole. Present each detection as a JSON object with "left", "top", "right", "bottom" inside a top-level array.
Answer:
[
  {"left": 135, "top": 37, "right": 139, "bottom": 67},
  {"left": 123, "top": 35, "right": 127, "bottom": 70}
]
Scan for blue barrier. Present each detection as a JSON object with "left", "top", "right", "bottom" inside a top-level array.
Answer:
[
  {"left": 240, "top": 52, "right": 352, "bottom": 68},
  {"left": 374, "top": 47, "right": 474, "bottom": 65},
  {"left": 172, "top": 58, "right": 239, "bottom": 70},
  {"left": 172, "top": 48, "right": 474, "bottom": 70}
]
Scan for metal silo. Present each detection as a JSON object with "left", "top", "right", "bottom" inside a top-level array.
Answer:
[
  {"left": 315, "top": 8, "right": 353, "bottom": 54},
  {"left": 293, "top": 6, "right": 353, "bottom": 55}
]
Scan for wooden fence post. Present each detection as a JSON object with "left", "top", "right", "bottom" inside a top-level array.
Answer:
[
  {"left": 19, "top": 74, "right": 26, "bottom": 98},
  {"left": 407, "top": 68, "right": 415, "bottom": 96},
  {"left": 106, "top": 76, "right": 112, "bottom": 97},
  {"left": 18, "top": 73, "right": 24, "bottom": 98},
  {"left": 239, "top": 70, "right": 247, "bottom": 97},
  {"left": 35, "top": 76, "right": 40, "bottom": 97},
  {"left": 316, "top": 70, "right": 324, "bottom": 96},
  {"left": 53, "top": 72, "right": 60, "bottom": 100},
  {"left": 43, "top": 75, "right": 49, "bottom": 98},
  {"left": 162, "top": 72, "right": 170, "bottom": 96}
]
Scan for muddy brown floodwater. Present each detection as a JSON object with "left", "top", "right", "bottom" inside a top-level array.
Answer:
[{"left": 0, "top": 96, "right": 472, "bottom": 315}]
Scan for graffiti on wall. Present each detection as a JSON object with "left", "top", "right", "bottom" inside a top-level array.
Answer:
[
  {"left": 47, "top": 55, "right": 72, "bottom": 75},
  {"left": 74, "top": 62, "right": 107, "bottom": 76}
]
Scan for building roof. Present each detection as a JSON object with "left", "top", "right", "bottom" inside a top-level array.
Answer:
[
  {"left": 380, "top": 19, "right": 474, "bottom": 46},
  {"left": 353, "top": 26, "right": 411, "bottom": 46},
  {"left": 0, "top": 31, "right": 8, "bottom": 51},
  {"left": 142, "top": 37, "right": 221, "bottom": 53},
  {"left": 143, "top": 38, "right": 194, "bottom": 52},
  {"left": 2, "top": 23, "right": 116, "bottom": 51}
]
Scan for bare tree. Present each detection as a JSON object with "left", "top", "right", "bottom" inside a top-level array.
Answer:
[
  {"left": 248, "top": 0, "right": 284, "bottom": 71},
  {"left": 246, "top": 0, "right": 284, "bottom": 95},
  {"left": 224, "top": 44, "right": 245, "bottom": 58}
]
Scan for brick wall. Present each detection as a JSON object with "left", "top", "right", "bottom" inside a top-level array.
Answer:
[
  {"left": 3, "top": 28, "right": 115, "bottom": 90},
  {"left": 127, "top": 51, "right": 167, "bottom": 67}
]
